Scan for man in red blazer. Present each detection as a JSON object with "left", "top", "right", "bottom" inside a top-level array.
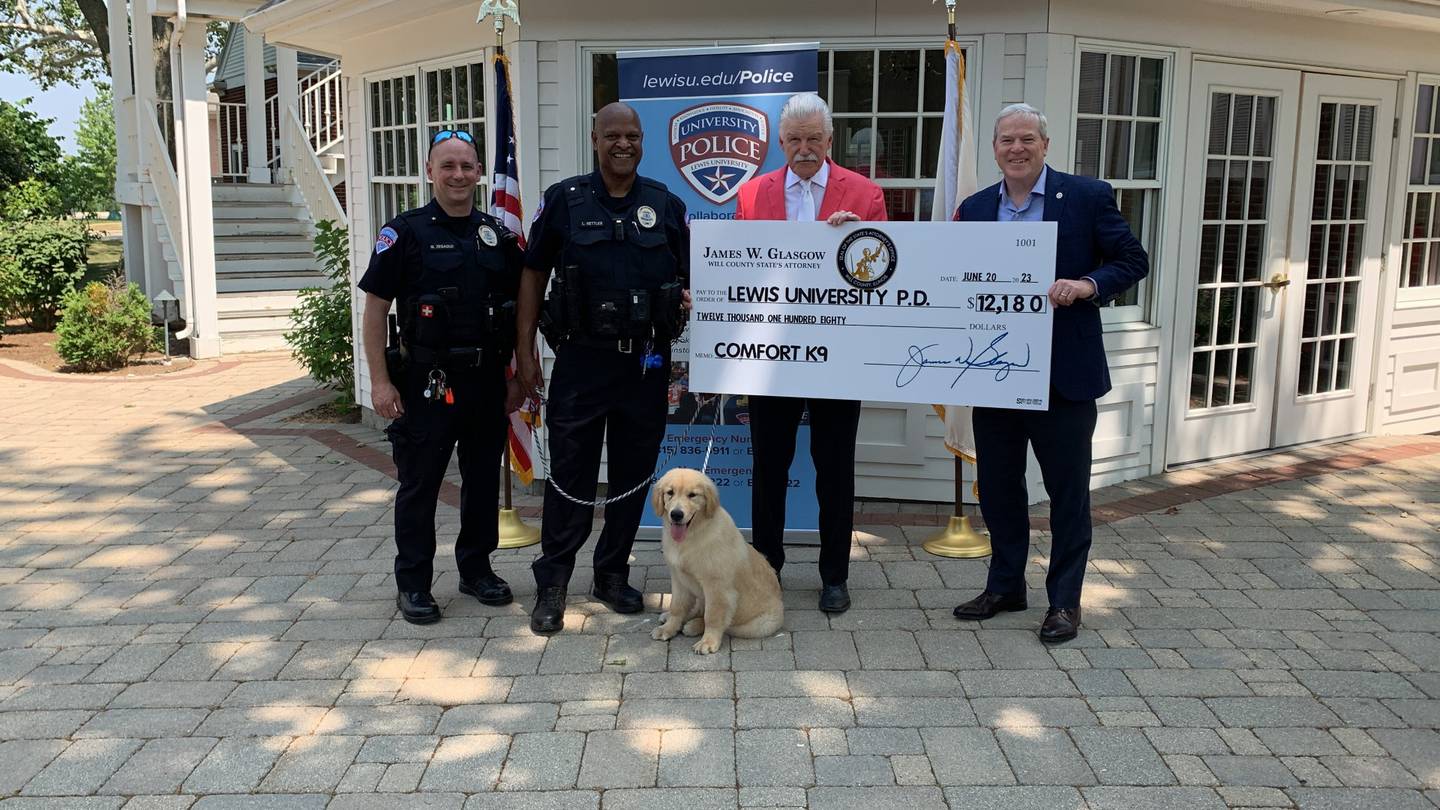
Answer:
[{"left": 734, "top": 92, "right": 887, "bottom": 614}]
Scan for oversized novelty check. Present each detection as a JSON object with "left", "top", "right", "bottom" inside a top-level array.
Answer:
[{"left": 688, "top": 220, "right": 1057, "bottom": 410}]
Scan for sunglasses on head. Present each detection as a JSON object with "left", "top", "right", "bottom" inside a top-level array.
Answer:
[{"left": 432, "top": 129, "right": 475, "bottom": 145}]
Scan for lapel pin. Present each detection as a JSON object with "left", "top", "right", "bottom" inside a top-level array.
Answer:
[{"left": 1055, "top": 192, "right": 1064, "bottom": 199}]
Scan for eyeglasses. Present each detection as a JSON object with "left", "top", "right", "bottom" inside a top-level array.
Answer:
[{"left": 432, "top": 130, "right": 475, "bottom": 145}]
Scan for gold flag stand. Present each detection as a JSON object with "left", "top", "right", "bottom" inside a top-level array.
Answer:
[
  {"left": 498, "top": 434, "right": 540, "bottom": 549},
  {"left": 923, "top": 456, "right": 990, "bottom": 558}
]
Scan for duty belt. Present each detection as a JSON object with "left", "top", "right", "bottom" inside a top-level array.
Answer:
[
  {"left": 568, "top": 335, "right": 653, "bottom": 354},
  {"left": 407, "top": 345, "right": 485, "bottom": 367}
]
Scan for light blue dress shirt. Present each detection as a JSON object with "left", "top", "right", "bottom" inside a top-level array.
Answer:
[{"left": 998, "top": 166, "right": 1046, "bottom": 223}]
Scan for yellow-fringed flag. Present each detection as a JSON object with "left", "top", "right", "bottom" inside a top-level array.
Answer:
[
  {"left": 490, "top": 49, "right": 539, "bottom": 486},
  {"left": 930, "top": 31, "right": 980, "bottom": 464}
]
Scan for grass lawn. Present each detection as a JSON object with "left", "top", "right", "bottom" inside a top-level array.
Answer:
[{"left": 84, "top": 229, "right": 124, "bottom": 285}]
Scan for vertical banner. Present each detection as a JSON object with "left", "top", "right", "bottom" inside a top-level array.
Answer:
[{"left": 619, "top": 43, "right": 820, "bottom": 533}]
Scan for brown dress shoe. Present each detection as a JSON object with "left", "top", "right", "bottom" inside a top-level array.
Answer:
[
  {"left": 952, "top": 590, "right": 1027, "bottom": 621},
  {"left": 1039, "top": 607, "right": 1081, "bottom": 643}
]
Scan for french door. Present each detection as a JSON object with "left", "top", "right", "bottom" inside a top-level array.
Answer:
[{"left": 1169, "top": 62, "right": 1397, "bottom": 465}]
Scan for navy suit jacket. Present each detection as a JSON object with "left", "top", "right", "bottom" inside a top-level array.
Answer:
[{"left": 956, "top": 166, "right": 1149, "bottom": 401}]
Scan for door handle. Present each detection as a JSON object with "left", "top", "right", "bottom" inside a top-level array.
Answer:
[{"left": 1261, "top": 273, "right": 1290, "bottom": 290}]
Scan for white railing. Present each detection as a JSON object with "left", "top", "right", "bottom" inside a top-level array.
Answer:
[
  {"left": 139, "top": 105, "right": 189, "bottom": 306},
  {"left": 264, "top": 93, "right": 282, "bottom": 169},
  {"left": 284, "top": 107, "right": 346, "bottom": 227},
  {"left": 298, "top": 59, "right": 344, "bottom": 157},
  {"left": 155, "top": 99, "right": 176, "bottom": 164},
  {"left": 216, "top": 101, "right": 247, "bottom": 181}
]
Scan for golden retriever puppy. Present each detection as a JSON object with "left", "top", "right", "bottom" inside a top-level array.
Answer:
[{"left": 650, "top": 468, "right": 784, "bottom": 654}]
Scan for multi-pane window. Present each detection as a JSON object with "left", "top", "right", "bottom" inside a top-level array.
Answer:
[
  {"left": 1298, "top": 101, "right": 1377, "bottom": 396},
  {"left": 588, "top": 46, "right": 960, "bottom": 220},
  {"left": 424, "top": 62, "right": 488, "bottom": 207},
  {"left": 368, "top": 74, "right": 422, "bottom": 226},
  {"left": 1073, "top": 49, "right": 1168, "bottom": 316},
  {"left": 1402, "top": 82, "right": 1440, "bottom": 289},
  {"left": 1188, "top": 91, "right": 1278, "bottom": 410},
  {"left": 366, "top": 59, "right": 488, "bottom": 226},
  {"left": 819, "top": 48, "right": 951, "bottom": 221}
]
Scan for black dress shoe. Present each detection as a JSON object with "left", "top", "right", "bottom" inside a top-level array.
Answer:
[
  {"left": 397, "top": 591, "right": 441, "bottom": 625},
  {"left": 952, "top": 590, "right": 1028, "bottom": 621},
  {"left": 459, "top": 572, "right": 513, "bottom": 606},
  {"left": 818, "top": 583, "right": 851, "bottom": 614},
  {"left": 530, "top": 586, "right": 567, "bottom": 635},
  {"left": 591, "top": 572, "right": 643, "bottom": 614},
  {"left": 1039, "top": 607, "right": 1081, "bottom": 643}
]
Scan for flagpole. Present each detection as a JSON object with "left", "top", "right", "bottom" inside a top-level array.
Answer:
[
  {"left": 923, "top": 0, "right": 990, "bottom": 559},
  {"left": 483, "top": 0, "right": 540, "bottom": 549}
]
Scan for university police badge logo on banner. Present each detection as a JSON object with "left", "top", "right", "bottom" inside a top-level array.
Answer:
[
  {"left": 837, "top": 228, "right": 898, "bottom": 290},
  {"left": 669, "top": 102, "right": 769, "bottom": 205}
]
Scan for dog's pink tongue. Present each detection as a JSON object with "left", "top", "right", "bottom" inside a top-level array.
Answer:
[{"left": 671, "top": 522, "right": 688, "bottom": 542}]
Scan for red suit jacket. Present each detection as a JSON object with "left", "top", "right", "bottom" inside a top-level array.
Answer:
[{"left": 734, "top": 158, "right": 887, "bottom": 222}]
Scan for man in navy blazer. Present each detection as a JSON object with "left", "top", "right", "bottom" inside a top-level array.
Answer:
[{"left": 952, "top": 103, "right": 1148, "bottom": 643}]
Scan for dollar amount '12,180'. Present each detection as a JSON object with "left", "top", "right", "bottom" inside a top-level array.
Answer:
[{"left": 967, "top": 293, "right": 1048, "bottom": 315}]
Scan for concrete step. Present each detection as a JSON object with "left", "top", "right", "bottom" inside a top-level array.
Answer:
[
  {"left": 213, "top": 218, "right": 311, "bottom": 238},
  {"left": 215, "top": 254, "right": 318, "bottom": 275},
  {"left": 215, "top": 234, "right": 314, "bottom": 255},
  {"left": 211, "top": 183, "right": 298, "bottom": 204},
  {"left": 216, "top": 271, "right": 329, "bottom": 294},
  {"left": 219, "top": 328, "right": 291, "bottom": 354},
  {"left": 217, "top": 290, "right": 303, "bottom": 315},
  {"left": 212, "top": 200, "right": 307, "bottom": 220}
]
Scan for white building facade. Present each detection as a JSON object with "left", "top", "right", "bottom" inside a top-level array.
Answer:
[{"left": 228, "top": 0, "right": 1440, "bottom": 502}]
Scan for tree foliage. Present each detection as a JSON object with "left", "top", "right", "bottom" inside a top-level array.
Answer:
[
  {"left": 0, "top": 0, "right": 108, "bottom": 90},
  {"left": 63, "top": 84, "right": 114, "bottom": 213},
  {"left": 0, "top": 96, "right": 61, "bottom": 192}
]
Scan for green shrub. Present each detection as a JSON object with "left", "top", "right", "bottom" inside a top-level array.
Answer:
[
  {"left": 2, "top": 177, "right": 64, "bottom": 220},
  {"left": 0, "top": 219, "right": 90, "bottom": 330},
  {"left": 284, "top": 220, "right": 354, "bottom": 405},
  {"left": 55, "top": 275, "right": 159, "bottom": 371}
]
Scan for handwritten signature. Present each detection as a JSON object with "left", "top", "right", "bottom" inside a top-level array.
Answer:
[{"left": 894, "top": 332, "right": 1033, "bottom": 389}]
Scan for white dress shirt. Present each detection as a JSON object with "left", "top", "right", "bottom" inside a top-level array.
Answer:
[{"left": 784, "top": 161, "right": 829, "bottom": 222}]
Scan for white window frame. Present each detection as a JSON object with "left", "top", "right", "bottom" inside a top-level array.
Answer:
[
  {"left": 1399, "top": 73, "right": 1440, "bottom": 300},
  {"left": 364, "top": 51, "right": 495, "bottom": 226},
  {"left": 578, "top": 37, "right": 982, "bottom": 223},
  {"left": 1070, "top": 40, "right": 1179, "bottom": 327}
]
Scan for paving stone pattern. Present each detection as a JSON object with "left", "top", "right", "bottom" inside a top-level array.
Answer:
[{"left": 1, "top": 353, "right": 1438, "bottom": 808}]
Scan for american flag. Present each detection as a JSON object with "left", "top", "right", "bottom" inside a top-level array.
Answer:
[{"left": 490, "top": 49, "right": 539, "bottom": 485}]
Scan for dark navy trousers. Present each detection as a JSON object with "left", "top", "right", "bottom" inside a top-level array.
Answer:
[{"left": 973, "top": 395, "right": 1098, "bottom": 609}]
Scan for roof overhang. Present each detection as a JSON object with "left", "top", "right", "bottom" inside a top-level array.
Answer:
[
  {"left": 150, "top": 0, "right": 265, "bottom": 22},
  {"left": 242, "top": 0, "right": 467, "bottom": 54},
  {"left": 1204, "top": 0, "right": 1440, "bottom": 32}
]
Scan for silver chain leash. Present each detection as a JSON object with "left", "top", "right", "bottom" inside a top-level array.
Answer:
[{"left": 527, "top": 390, "right": 723, "bottom": 509}]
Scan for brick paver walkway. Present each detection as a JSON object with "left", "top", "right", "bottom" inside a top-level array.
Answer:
[{"left": 1, "top": 352, "right": 1438, "bottom": 809}]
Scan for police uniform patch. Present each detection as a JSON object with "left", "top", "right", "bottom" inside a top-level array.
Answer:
[
  {"left": 478, "top": 225, "right": 499, "bottom": 247},
  {"left": 375, "top": 226, "right": 399, "bottom": 254},
  {"left": 636, "top": 205, "right": 658, "bottom": 229}
]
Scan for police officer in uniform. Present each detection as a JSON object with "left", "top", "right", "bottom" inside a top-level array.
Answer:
[
  {"left": 359, "top": 129, "right": 525, "bottom": 625},
  {"left": 516, "top": 102, "right": 690, "bottom": 635}
]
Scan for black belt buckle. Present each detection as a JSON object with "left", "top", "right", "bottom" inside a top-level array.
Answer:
[
  {"left": 450, "top": 347, "right": 483, "bottom": 367},
  {"left": 617, "top": 338, "right": 634, "bottom": 354}
]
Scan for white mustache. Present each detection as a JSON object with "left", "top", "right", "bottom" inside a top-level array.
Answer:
[{"left": 793, "top": 155, "right": 820, "bottom": 162}]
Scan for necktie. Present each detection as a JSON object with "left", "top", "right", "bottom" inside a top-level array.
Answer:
[{"left": 798, "top": 179, "right": 816, "bottom": 222}]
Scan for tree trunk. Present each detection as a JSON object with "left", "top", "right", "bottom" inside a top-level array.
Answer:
[{"left": 77, "top": 0, "right": 110, "bottom": 68}]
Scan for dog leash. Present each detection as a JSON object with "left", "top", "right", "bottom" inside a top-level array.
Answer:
[{"left": 528, "top": 391, "right": 723, "bottom": 509}]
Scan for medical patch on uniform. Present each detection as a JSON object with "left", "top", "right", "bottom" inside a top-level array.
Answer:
[
  {"left": 478, "top": 225, "right": 499, "bottom": 247},
  {"left": 420, "top": 304, "right": 435, "bottom": 318},
  {"left": 374, "top": 226, "right": 399, "bottom": 254},
  {"left": 636, "top": 205, "right": 658, "bottom": 229}
]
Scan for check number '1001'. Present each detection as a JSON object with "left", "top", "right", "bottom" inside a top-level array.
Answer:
[{"left": 967, "top": 293, "right": 1048, "bottom": 315}]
